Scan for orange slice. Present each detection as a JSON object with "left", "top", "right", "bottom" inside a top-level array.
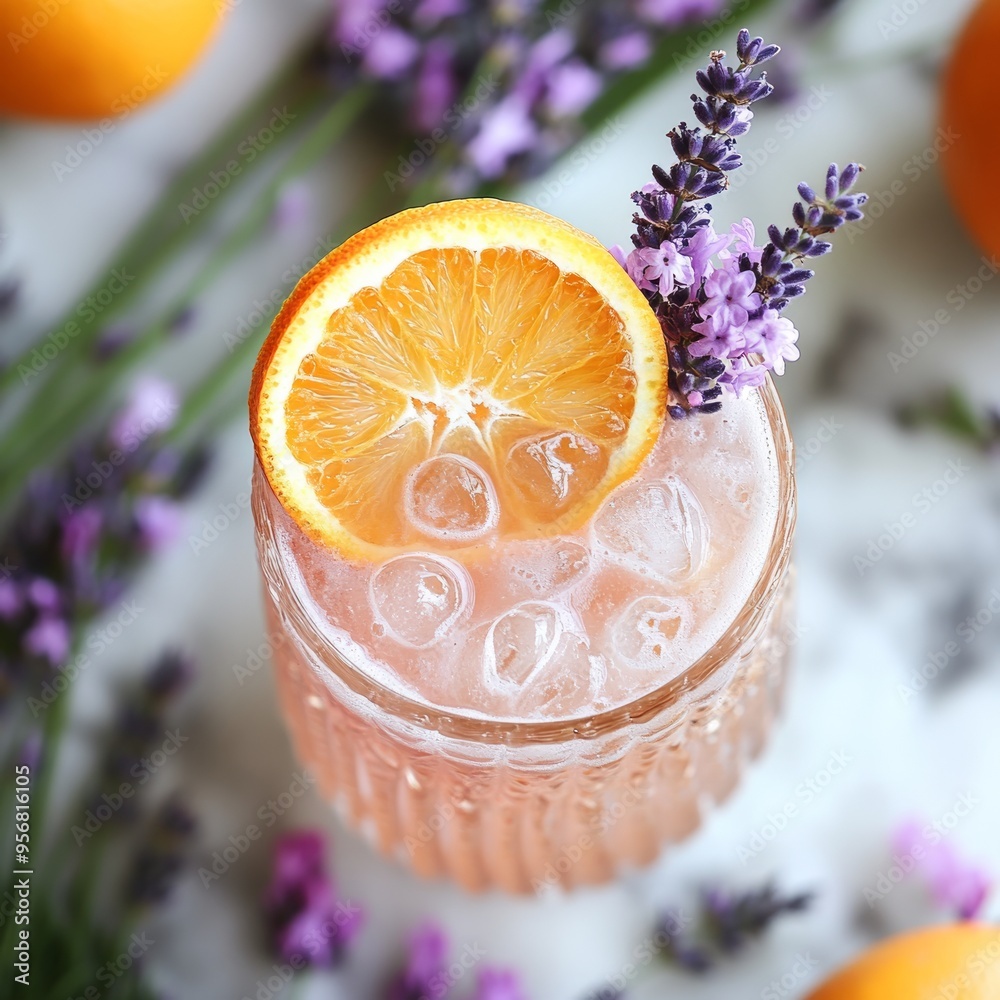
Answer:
[{"left": 250, "top": 198, "right": 666, "bottom": 561}]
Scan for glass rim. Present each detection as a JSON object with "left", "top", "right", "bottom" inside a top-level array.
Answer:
[{"left": 257, "top": 376, "right": 796, "bottom": 746}]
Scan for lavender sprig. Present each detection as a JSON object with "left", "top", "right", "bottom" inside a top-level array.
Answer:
[
  {"left": 329, "top": 0, "right": 732, "bottom": 193},
  {"left": 583, "top": 881, "right": 813, "bottom": 997},
  {"left": 0, "top": 378, "right": 207, "bottom": 706},
  {"left": 614, "top": 30, "right": 867, "bottom": 417}
]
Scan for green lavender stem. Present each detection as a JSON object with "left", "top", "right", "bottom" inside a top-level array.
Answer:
[
  {"left": 0, "top": 85, "right": 374, "bottom": 507},
  {"left": 0, "top": 55, "right": 327, "bottom": 401}
]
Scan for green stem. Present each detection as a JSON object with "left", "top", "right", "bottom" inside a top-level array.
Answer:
[
  {"left": 0, "top": 59, "right": 326, "bottom": 402},
  {"left": 0, "top": 85, "right": 375, "bottom": 506},
  {"left": 0, "top": 87, "right": 331, "bottom": 465}
]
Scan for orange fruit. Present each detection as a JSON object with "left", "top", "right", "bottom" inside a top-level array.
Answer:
[
  {"left": 805, "top": 924, "right": 1000, "bottom": 999},
  {"left": 941, "top": 0, "right": 1000, "bottom": 257},
  {"left": 0, "top": 0, "right": 224, "bottom": 122},
  {"left": 250, "top": 198, "right": 667, "bottom": 562}
]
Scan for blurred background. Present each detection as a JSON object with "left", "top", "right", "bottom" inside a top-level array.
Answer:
[{"left": 2, "top": 0, "right": 999, "bottom": 997}]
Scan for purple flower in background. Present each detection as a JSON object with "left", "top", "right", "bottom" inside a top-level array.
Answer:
[
  {"left": 60, "top": 507, "right": 102, "bottom": 564},
  {"left": 0, "top": 383, "right": 204, "bottom": 699},
  {"left": 413, "top": 39, "right": 459, "bottom": 133},
  {"left": 272, "top": 180, "right": 313, "bottom": 231},
  {"left": 467, "top": 97, "right": 538, "bottom": 179},
  {"left": 328, "top": 0, "right": 732, "bottom": 190},
  {"left": 22, "top": 616, "right": 70, "bottom": 664},
  {"left": 265, "top": 831, "right": 363, "bottom": 968},
  {"left": 600, "top": 31, "right": 652, "bottom": 70},
  {"left": 134, "top": 496, "right": 184, "bottom": 550},
  {"left": 893, "top": 820, "right": 993, "bottom": 921},
  {"left": 474, "top": 968, "right": 529, "bottom": 1000},
  {"left": 386, "top": 921, "right": 449, "bottom": 1000},
  {"left": 638, "top": 0, "right": 726, "bottom": 26},
  {"left": 109, "top": 375, "right": 178, "bottom": 452},
  {"left": 0, "top": 579, "right": 22, "bottom": 621},
  {"left": 544, "top": 60, "right": 603, "bottom": 117}
]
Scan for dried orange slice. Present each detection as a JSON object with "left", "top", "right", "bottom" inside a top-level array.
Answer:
[{"left": 250, "top": 198, "right": 666, "bottom": 561}]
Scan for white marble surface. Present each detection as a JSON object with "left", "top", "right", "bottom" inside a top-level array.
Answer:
[{"left": 4, "top": 0, "right": 1000, "bottom": 997}]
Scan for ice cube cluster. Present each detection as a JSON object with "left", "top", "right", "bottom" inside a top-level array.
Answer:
[{"left": 278, "top": 390, "right": 779, "bottom": 721}]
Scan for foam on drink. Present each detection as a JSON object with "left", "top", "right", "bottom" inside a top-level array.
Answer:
[{"left": 268, "top": 387, "right": 779, "bottom": 722}]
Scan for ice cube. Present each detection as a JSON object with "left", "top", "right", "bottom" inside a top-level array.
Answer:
[
  {"left": 483, "top": 600, "right": 578, "bottom": 689},
  {"left": 593, "top": 474, "right": 709, "bottom": 580},
  {"left": 369, "top": 553, "right": 472, "bottom": 648},
  {"left": 611, "top": 595, "right": 690, "bottom": 669},
  {"left": 517, "top": 636, "right": 601, "bottom": 718},
  {"left": 506, "top": 431, "right": 607, "bottom": 517},
  {"left": 403, "top": 455, "right": 499, "bottom": 541}
]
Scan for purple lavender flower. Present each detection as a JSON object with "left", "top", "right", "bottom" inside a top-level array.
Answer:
[
  {"left": 892, "top": 820, "right": 993, "bottom": 921},
  {"left": 264, "top": 830, "right": 363, "bottom": 968},
  {"left": 386, "top": 921, "right": 449, "bottom": 1000},
  {"left": 328, "top": 0, "right": 732, "bottom": 191},
  {"left": 134, "top": 495, "right": 184, "bottom": 550},
  {"left": 697, "top": 265, "right": 760, "bottom": 334},
  {"left": 22, "top": 616, "right": 70, "bottom": 664},
  {"left": 614, "top": 30, "right": 866, "bottom": 416},
  {"left": 127, "top": 796, "right": 197, "bottom": 907},
  {"left": 0, "top": 381, "right": 204, "bottom": 698},
  {"left": 474, "top": 967, "right": 529, "bottom": 1000},
  {"left": 108, "top": 375, "right": 178, "bottom": 452},
  {"left": 623, "top": 244, "right": 695, "bottom": 297},
  {"left": 743, "top": 309, "right": 800, "bottom": 375}
]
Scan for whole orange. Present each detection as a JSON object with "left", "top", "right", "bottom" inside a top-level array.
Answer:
[
  {"left": 805, "top": 924, "right": 1000, "bottom": 999},
  {"left": 940, "top": 0, "right": 1000, "bottom": 258},
  {"left": 0, "top": 0, "right": 225, "bottom": 122}
]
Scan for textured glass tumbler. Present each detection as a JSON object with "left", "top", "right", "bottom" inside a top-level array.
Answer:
[{"left": 252, "top": 378, "right": 796, "bottom": 893}]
